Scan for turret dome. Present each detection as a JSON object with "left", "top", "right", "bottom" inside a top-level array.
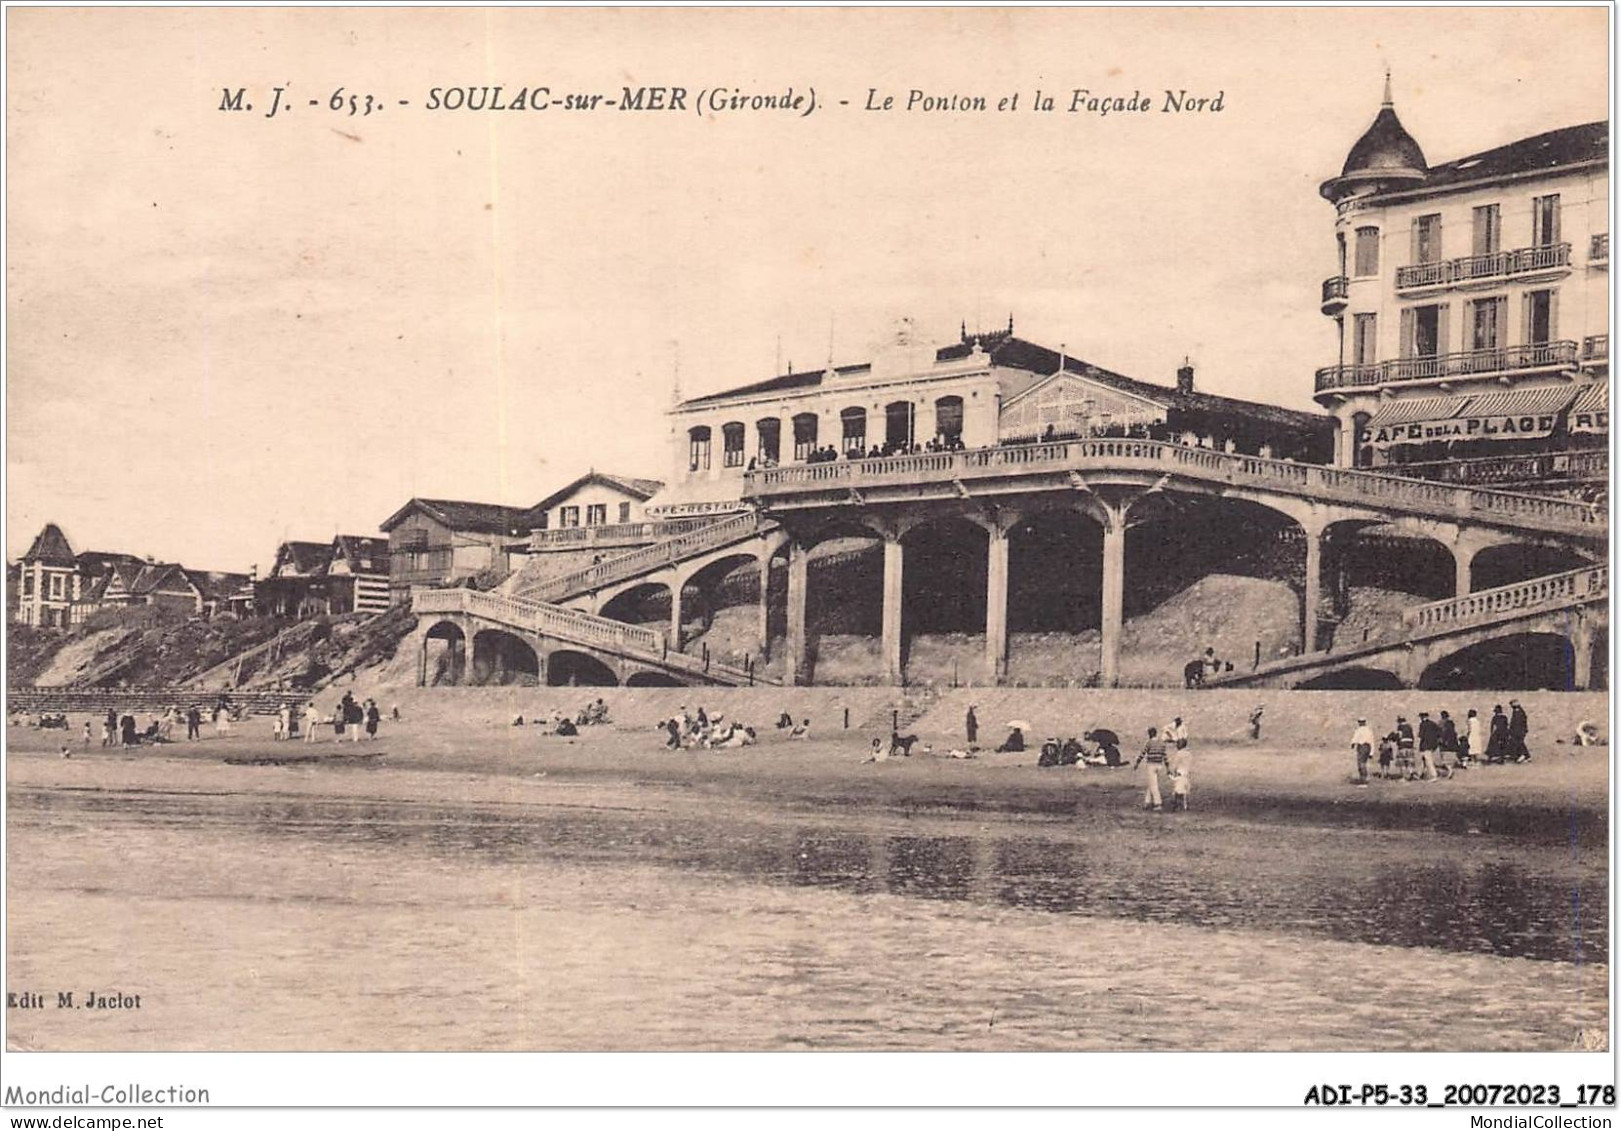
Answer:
[{"left": 1321, "top": 76, "right": 1428, "bottom": 202}]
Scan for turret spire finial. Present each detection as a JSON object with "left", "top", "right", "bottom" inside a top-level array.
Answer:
[{"left": 1382, "top": 68, "right": 1393, "bottom": 108}]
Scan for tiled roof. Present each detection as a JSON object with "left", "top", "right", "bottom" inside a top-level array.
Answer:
[
  {"left": 130, "top": 563, "right": 195, "bottom": 596},
  {"left": 673, "top": 331, "right": 1330, "bottom": 435},
  {"left": 185, "top": 569, "right": 251, "bottom": 602},
  {"left": 526, "top": 471, "right": 667, "bottom": 519},
  {"left": 23, "top": 524, "right": 76, "bottom": 566},
  {"left": 75, "top": 550, "right": 144, "bottom": 576},
  {"left": 274, "top": 541, "right": 333, "bottom": 578},
  {"left": 379, "top": 497, "right": 529, "bottom": 536},
  {"left": 988, "top": 338, "right": 1335, "bottom": 433},
  {"left": 332, "top": 535, "right": 391, "bottom": 574},
  {"left": 1419, "top": 121, "right": 1607, "bottom": 191}
]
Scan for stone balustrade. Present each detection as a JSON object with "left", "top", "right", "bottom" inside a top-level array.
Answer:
[
  {"left": 412, "top": 586, "right": 762, "bottom": 685},
  {"left": 1403, "top": 565, "right": 1607, "bottom": 632},
  {"left": 515, "top": 512, "right": 765, "bottom": 602},
  {"left": 746, "top": 438, "right": 1604, "bottom": 536}
]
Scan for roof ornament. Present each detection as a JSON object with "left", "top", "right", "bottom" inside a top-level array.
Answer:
[
  {"left": 1056, "top": 343, "right": 1067, "bottom": 376},
  {"left": 1382, "top": 67, "right": 1393, "bottom": 108},
  {"left": 1007, "top": 313, "right": 1015, "bottom": 334}
]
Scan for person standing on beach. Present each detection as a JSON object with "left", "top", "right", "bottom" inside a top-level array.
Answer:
[
  {"left": 104, "top": 708, "right": 117, "bottom": 747},
  {"left": 1463, "top": 708, "right": 1484, "bottom": 766},
  {"left": 1416, "top": 712, "right": 1441, "bottom": 780},
  {"left": 1486, "top": 706, "right": 1509, "bottom": 763},
  {"left": 1134, "top": 726, "right": 1168, "bottom": 810},
  {"left": 1350, "top": 717, "right": 1376, "bottom": 784},
  {"left": 1439, "top": 710, "right": 1460, "bottom": 767},
  {"left": 1508, "top": 700, "right": 1531, "bottom": 762},
  {"left": 304, "top": 702, "right": 321, "bottom": 744},
  {"left": 185, "top": 706, "right": 201, "bottom": 741},
  {"left": 965, "top": 704, "right": 978, "bottom": 746}
]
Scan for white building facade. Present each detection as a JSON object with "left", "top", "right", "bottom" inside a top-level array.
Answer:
[{"left": 1315, "top": 84, "right": 1607, "bottom": 492}]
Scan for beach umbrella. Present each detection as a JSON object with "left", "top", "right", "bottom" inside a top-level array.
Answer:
[{"left": 1005, "top": 719, "right": 1031, "bottom": 731}]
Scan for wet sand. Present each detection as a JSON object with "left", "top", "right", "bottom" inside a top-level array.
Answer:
[{"left": 6, "top": 719, "right": 1609, "bottom": 1051}]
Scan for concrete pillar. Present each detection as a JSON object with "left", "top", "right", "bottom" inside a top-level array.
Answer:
[
  {"left": 418, "top": 635, "right": 429, "bottom": 687},
  {"left": 669, "top": 580, "right": 684, "bottom": 652},
  {"left": 1302, "top": 526, "right": 1323, "bottom": 653},
  {"left": 1572, "top": 616, "right": 1594, "bottom": 691},
  {"left": 785, "top": 541, "right": 809, "bottom": 685},
  {"left": 1100, "top": 507, "right": 1127, "bottom": 688},
  {"left": 1453, "top": 543, "right": 1476, "bottom": 597},
  {"left": 757, "top": 556, "right": 771, "bottom": 661},
  {"left": 881, "top": 533, "right": 905, "bottom": 685},
  {"left": 985, "top": 524, "right": 1010, "bottom": 682}
]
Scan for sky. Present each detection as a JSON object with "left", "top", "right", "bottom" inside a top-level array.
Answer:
[{"left": 5, "top": 7, "right": 1609, "bottom": 574}]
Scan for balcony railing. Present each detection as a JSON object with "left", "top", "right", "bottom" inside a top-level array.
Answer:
[
  {"left": 1316, "top": 340, "right": 1579, "bottom": 393},
  {"left": 1403, "top": 565, "right": 1607, "bottom": 633},
  {"left": 1593, "top": 233, "right": 1609, "bottom": 263},
  {"left": 527, "top": 518, "right": 713, "bottom": 552},
  {"left": 1394, "top": 243, "right": 1571, "bottom": 291},
  {"left": 1584, "top": 334, "right": 1608, "bottom": 362},
  {"left": 1381, "top": 450, "right": 1607, "bottom": 488},
  {"left": 745, "top": 438, "right": 1605, "bottom": 536},
  {"left": 1320, "top": 275, "right": 1348, "bottom": 314}
]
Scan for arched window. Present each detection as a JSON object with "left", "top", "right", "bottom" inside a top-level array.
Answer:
[
  {"left": 688, "top": 425, "right": 711, "bottom": 472},
  {"left": 884, "top": 401, "right": 914, "bottom": 451},
  {"left": 934, "top": 395, "right": 964, "bottom": 444},
  {"left": 722, "top": 422, "right": 746, "bottom": 468},
  {"left": 792, "top": 413, "right": 819, "bottom": 461},
  {"left": 755, "top": 418, "right": 781, "bottom": 465},
  {"left": 840, "top": 407, "right": 867, "bottom": 455}
]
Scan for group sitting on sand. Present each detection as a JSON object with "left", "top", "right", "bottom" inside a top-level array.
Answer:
[
  {"left": 1350, "top": 699, "right": 1545, "bottom": 785},
  {"left": 661, "top": 704, "right": 758, "bottom": 750},
  {"left": 510, "top": 698, "right": 612, "bottom": 736}
]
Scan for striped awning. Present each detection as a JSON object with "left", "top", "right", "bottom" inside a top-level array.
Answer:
[
  {"left": 1571, "top": 381, "right": 1609, "bottom": 415},
  {"left": 1571, "top": 381, "right": 1609, "bottom": 434},
  {"left": 1363, "top": 395, "right": 1472, "bottom": 429},
  {"left": 1462, "top": 386, "right": 1580, "bottom": 419}
]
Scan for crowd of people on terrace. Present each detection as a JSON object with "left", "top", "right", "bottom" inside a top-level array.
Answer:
[{"left": 742, "top": 420, "right": 1288, "bottom": 472}]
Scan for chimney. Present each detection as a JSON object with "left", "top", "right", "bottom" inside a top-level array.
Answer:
[{"left": 1176, "top": 357, "right": 1195, "bottom": 395}]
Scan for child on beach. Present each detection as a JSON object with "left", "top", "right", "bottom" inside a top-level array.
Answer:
[{"left": 1167, "top": 744, "right": 1191, "bottom": 810}]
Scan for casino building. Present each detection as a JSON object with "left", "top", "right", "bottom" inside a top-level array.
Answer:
[
  {"left": 649, "top": 319, "right": 1333, "bottom": 519},
  {"left": 1314, "top": 79, "right": 1608, "bottom": 499}
]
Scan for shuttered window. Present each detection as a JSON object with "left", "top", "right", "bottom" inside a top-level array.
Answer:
[
  {"left": 1472, "top": 204, "right": 1500, "bottom": 256},
  {"left": 1411, "top": 214, "right": 1443, "bottom": 264},
  {"left": 1354, "top": 227, "right": 1380, "bottom": 276},
  {"left": 1532, "top": 195, "right": 1561, "bottom": 247}
]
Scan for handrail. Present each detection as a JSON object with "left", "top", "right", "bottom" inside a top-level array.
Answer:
[
  {"left": 412, "top": 587, "right": 766, "bottom": 685},
  {"left": 747, "top": 438, "right": 1604, "bottom": 535},
  {"left": 1384, "top": 450, "right": 1607, "bottom": 487},
  {"left": 527, "top": 517, "right": 714, "bottom": 550},
  {"left": 1316, "top": 341, "right": 1580, "bottom": 391},
  {"left": 514, "top": 512, "right": 765, "bottom": 602},
  {"left": 1395, "top": 242, "right": 1571, "bottom": 290},
  {"left": 1403, "top": 565, "right": 1607, "bottom": 631}
]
